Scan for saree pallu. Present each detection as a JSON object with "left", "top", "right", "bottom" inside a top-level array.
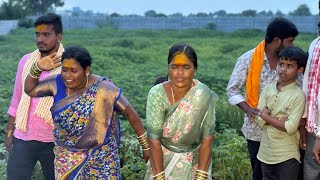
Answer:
[
  {"left": 51, "top": 76, "right": 128, "bottom": 180},
  {"left": 145, "top": 80, "right": 218, "bottom": 179}
]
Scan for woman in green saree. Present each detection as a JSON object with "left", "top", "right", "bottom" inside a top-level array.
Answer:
[
  {"left": 145, "top": 44, "right": 218, "bottom": 180},
  {"left": 24, "top": 46, "right": 150, "bottom": 179}
]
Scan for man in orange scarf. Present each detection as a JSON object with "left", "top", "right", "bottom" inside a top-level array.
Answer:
[{"left": 226, "top": 17, "right": 298, "bottom": 180}]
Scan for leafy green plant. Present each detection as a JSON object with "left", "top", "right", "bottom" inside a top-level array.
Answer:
[
  {"left": 219, "top": 43, "right": 244, "bottom": 54},
  {"left": 0, "top": 144, "right": 8, "bottom": 179},
  {"left": 119, "top": 132, "right": 146, "bottom": 179},
  {"left": 0, "top": 26, "right": 315, "bottom": 179},
  {"left": 212, "top": 129, "right": 251, "bottom": 180},
  {"left": 31, "top": 163, "right": 45, "bottom": 180},
  {"left": 112, "top": 39, "right": 135, "bottom": 48},
  {"left": 118, "top": 124, "right": 252, "bottom": 180}
]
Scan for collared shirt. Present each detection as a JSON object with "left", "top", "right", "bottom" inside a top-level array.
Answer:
[
  {"left": 256, "top": 81, "right": 305, "bottom": 164},
  {"left": 226, "top": 48, "right": 304, "bottom": 141},
  {"left": 226, "top": 48, "right": 277, "bottom": 141},
  {"left": 7, "top": 53, "right": 54, "bottom": 142},
  {"left": 302, "top": 37, "right": 320, "bottom": 136}
]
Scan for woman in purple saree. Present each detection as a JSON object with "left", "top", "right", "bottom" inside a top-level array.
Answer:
[{"left": 24, "top": 46, "right": 149, "bottom": 179}]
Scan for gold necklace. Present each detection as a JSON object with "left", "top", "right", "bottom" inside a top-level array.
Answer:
[
  {"left": 170, "top": 80, "right": 195, "bottom": 103},
  {"left": 66, "top": 75, "right": 89, "bottom": 97},
  {"left": 67, "top": 88, "right": 85, "bottom": 97},
  {"left": 170, "top": 85, "right": 175, "bottom": 103}
]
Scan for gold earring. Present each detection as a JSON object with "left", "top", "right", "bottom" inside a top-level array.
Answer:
[{"left": 85, "top": 74, "right": 89, "bottom": 87}]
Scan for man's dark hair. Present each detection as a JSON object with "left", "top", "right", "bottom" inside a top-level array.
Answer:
[
  {"left": 34, "top": 13, "right": 63, "bottom": 35},
  {"left": 279, "top": 46, "right": 308, "bottom": 69},
  {"left": 265, "top": 17, "right": 298, "bottom": 43}
]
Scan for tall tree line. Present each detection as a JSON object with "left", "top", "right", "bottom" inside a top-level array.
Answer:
[{"left": 0, "top": 0, "right": 64, "bottom": 19}]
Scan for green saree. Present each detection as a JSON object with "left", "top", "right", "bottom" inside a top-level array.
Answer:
[{"left": 145, "top": 80, "right": 218, "bottom": 179}]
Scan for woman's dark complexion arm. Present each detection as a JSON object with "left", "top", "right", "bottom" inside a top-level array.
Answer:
[
  {"left": 122, "top": 104, "right": 150, "bottom": 162},
  {"left": 198, "top": 135, "right": 215, "bottom": 171},
  {"left": 25, "top": 53, "right": 61, "bottom": 96},
  {"left": 149, "top": 138, "right": 164, "bottom": 175}
]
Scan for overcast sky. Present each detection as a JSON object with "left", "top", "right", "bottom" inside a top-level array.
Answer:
[{"left": 0, "top": 0, "right": 317, "bottom": 15}]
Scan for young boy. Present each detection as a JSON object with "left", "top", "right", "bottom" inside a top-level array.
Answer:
[{"left": 255, "top": 46, "right": 308, "bottom": 180}]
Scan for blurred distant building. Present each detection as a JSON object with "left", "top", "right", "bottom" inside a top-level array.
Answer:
[
  {"left": 0, "top": 12, "right": 318, "bottom": 35},
  {"left": 0, "top": 20, "right": 18, "bottom": 35}
]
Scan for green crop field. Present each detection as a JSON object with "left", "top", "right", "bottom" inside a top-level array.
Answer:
[{"left": 0, "top": 27, "right": 316, "bottom": 179}]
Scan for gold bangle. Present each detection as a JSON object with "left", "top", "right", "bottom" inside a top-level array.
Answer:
[
  {"left": 197, "top": 174, "right": 208, "bottom": 179},
  {"left": 30, "top": 69, "right": 41, "bottom": 78},
  {"left": 138, "top": 137, "right": 147, "bottom": 141},
  {"left": 153, "top": 171, "right": 165, "bottom": 180},
  {"left": 154, "top": 175, "right": 165, "bottom": 180},
  {"left": 137, "top": 132, "right": 147, "bottom": 139},
  {"left": 29, "top": 72, "right": 39, "bottom": 79},
  {"left": 195, "top": 176, "right": 206, "bottom": 180},
  {"left": 196, "top": 170, "right": 208, "bottom": 174},
  {"left": 137, "top": 132, "right": 150, "bottom": 150},
  {"left": 153, "top": 171, "right": 164, "bottom": 177},
  {"left": 195, "top": 177, "right": 206, "bottom": 180},
  {"left": 197, "top": 173, "right": 208, "bottom": 178},
  {"left": 29, "top": 62, "right": 42, "bottom": 78},
  {"left": 140, "top": 142, "right": 149, "bottom": 147},
  {"left": 195, "top": 176, "right": 207, "bottom": 180},
  {"left": 34, "top": 61, "right": 42, "bottom": 72},
  {"left": 138, "top": 139, "right": 148, "bottom": 144},
  {"left": 195, "top": 170, "right": 209, "bottom": 180},
  {"left": 140, "top": 144, "right": 149, "bottom": 148},
  {"left": 5, "top": 129, "right": 13, "bottom": 138},
  {"left": 141, "top": 146, "right": 149, "bottom": 150}
]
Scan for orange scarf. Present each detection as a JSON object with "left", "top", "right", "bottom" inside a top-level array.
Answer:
[{"left": 245, "top": 40, "right": 265, "bottom": 108}]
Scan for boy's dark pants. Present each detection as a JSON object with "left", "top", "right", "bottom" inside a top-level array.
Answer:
[
  {"left": 261, "top": 158, "right": 299, "bottom": 180},
  {"left": 247, "top": 140, "right": 263, "bottom": 180}
]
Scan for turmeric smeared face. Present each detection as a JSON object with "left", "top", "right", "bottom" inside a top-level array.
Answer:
[
  {"left": 35, "top": 25, "right": 47, "bottom": 32},
  {"left": 172, "top": 53, "right": 189, "bottom": 65},
  {"left": 63, "top": 60, "right": 73, "bottom": 68},
  {"left": 168, "top": 53, "right": 195, "bottom": 88},
  {"left": 61, "top": 58, "right": 87, "bottom": 91},
  {"left": 35, "top": 24, "right": 61, "bottom": 55}
]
